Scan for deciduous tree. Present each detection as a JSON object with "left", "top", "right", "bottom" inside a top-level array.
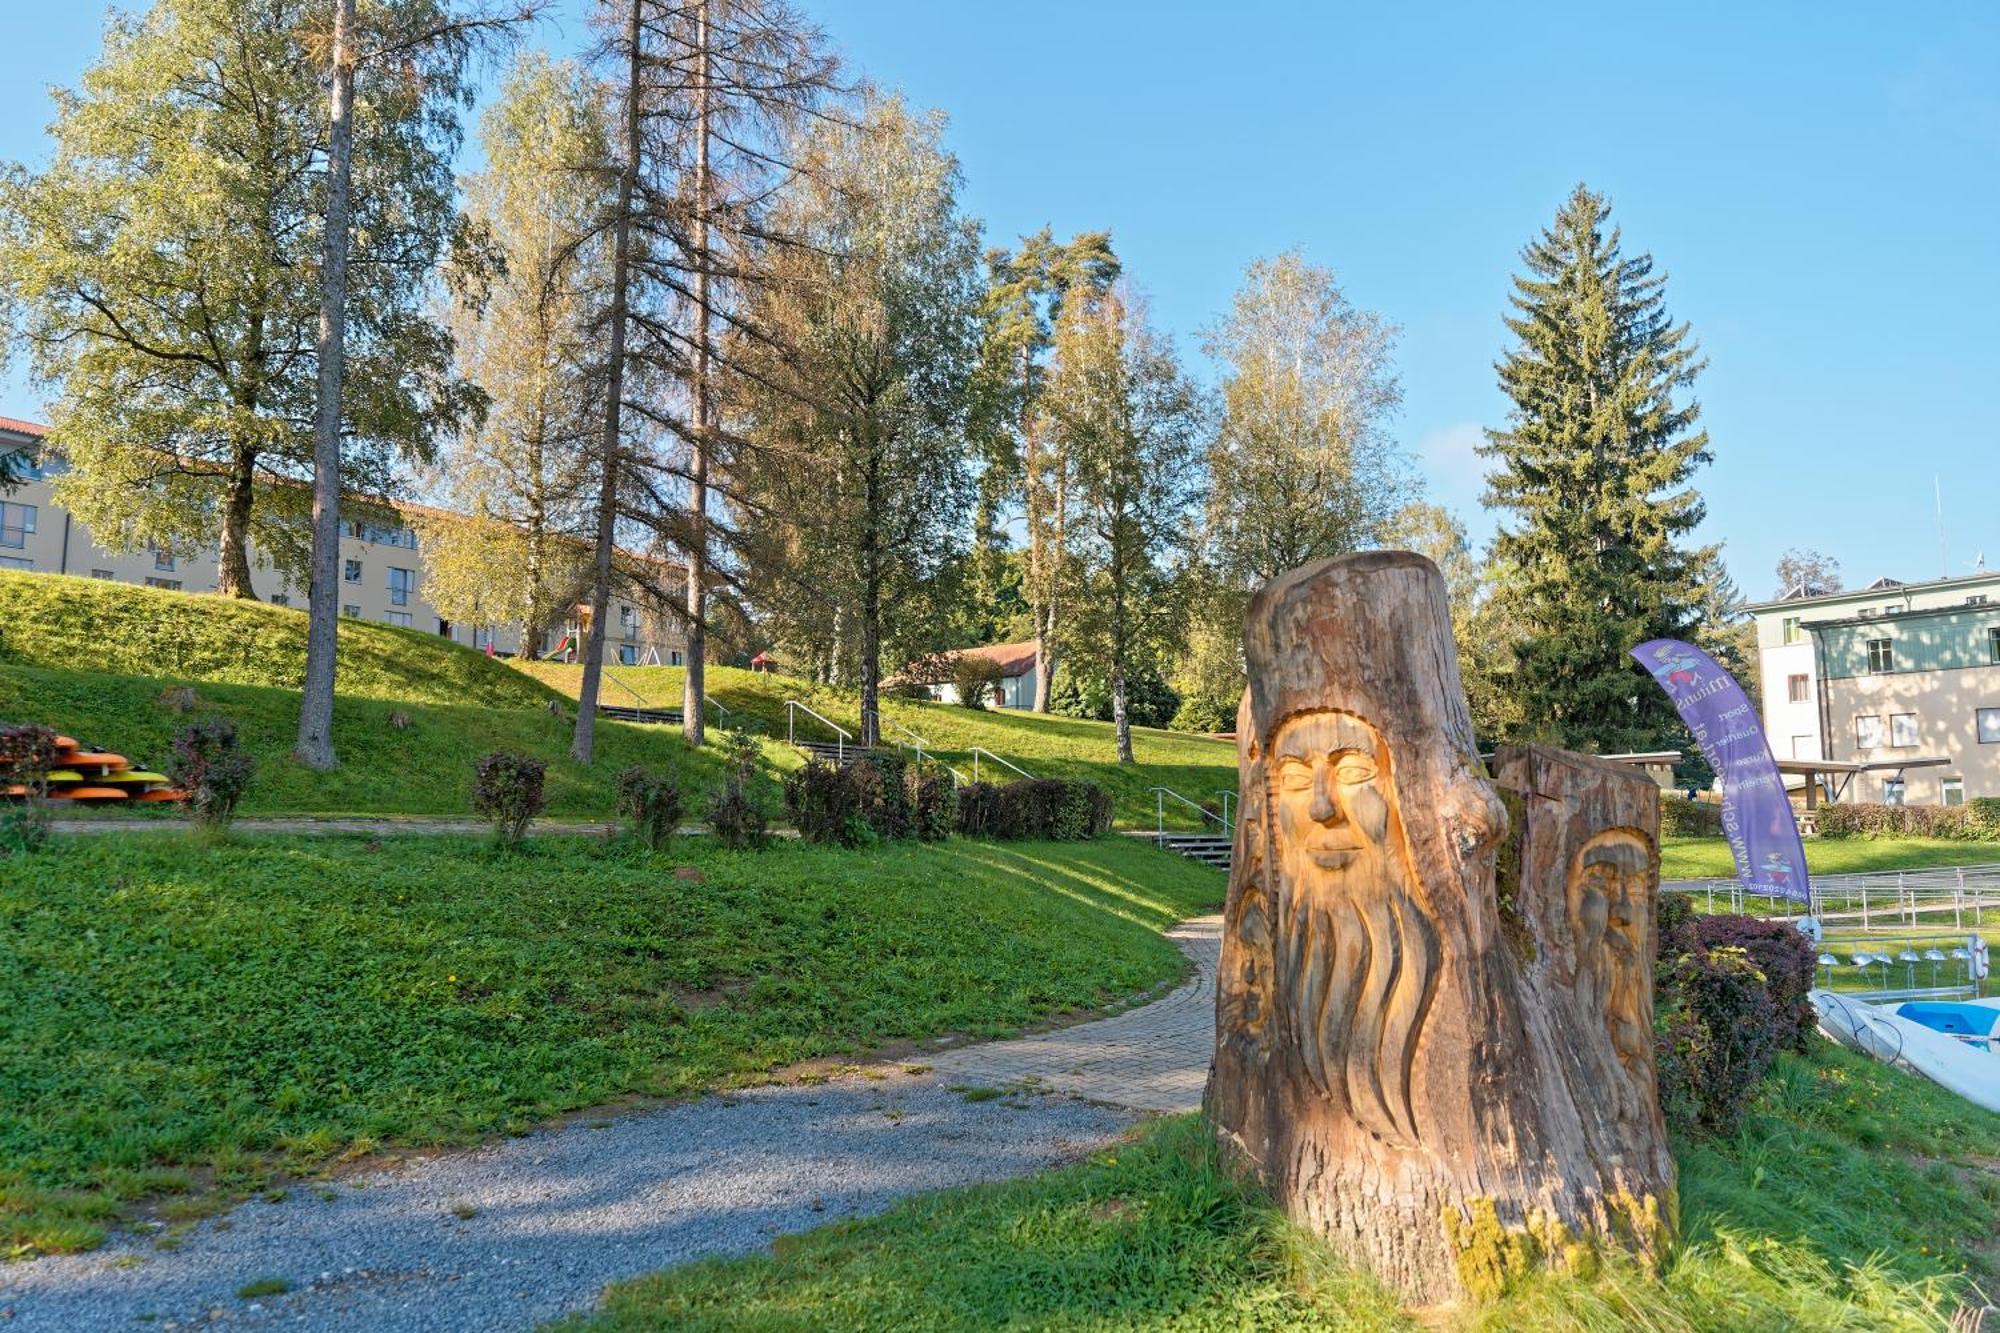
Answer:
[{"left": 1042, "top": 289, "right": 1206, "bottom": 764}]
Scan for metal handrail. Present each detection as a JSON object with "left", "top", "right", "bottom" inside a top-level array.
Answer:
[
  {"left": 602, "top": 670, "right": 655, "bottom": 721},
  {"left": 886, "top": 719, "right": 930, "bottom": 762},
  {"left": 1150, "top": 785, "right": 1233, "bottom": 841},
  {"left": 967, "top": 746, "right": 1033, "bottom": 783},
  {"left": 1214, "top": 790, "right": 1236, "bottom": 828},
  {"left": 785, "top": 699, "right": 852, "bottom": 763}
]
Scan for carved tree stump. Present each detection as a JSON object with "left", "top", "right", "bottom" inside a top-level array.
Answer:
[{"left": 1206, "top": 551, "right": 1675, "bottom": 1304}]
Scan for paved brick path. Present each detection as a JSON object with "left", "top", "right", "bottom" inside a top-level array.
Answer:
[{"left": 925, "top": 914, "right": 1220, "bottom": 1113}]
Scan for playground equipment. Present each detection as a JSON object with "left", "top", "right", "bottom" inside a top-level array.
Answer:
[{"left": 1, "top": 733, "right": 187, "bottom": 804}]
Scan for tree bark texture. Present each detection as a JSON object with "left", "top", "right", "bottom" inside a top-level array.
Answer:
[
  {"left": 683, "top": 0, "right": 712, "bottom": 748},
  {"left": 1205, "top": 550, "right": 1675, "bottom": 1305},
  {"left": 294, "top": 0, "right": 356, "bottom": 771}
]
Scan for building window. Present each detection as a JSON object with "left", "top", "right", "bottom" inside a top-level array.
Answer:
[
  {"left": 1944, "top": 778, "right": 1966, "bottom": 807},
  {"left": 473, "top": 626, "right": 494, "bottom": 651},
  {"left": 1990, "top": 627, "right": 2000, "bottom": 665},
  {"left": 342, "top": 603, "right": 360, "bottom": 618},
  {"left": 1790, "top": 735, "right": 1816, "bottom": 759},
  {"left": 89, "top": 568, "right": 114, "bottom": 580},
  {"left": 1971, "top": 596, "right": 1991, "bottom": 607},
  {"left": 344, "top": 558, "right": 362, "bottom": 584},
  {"left": 0, "top": 555, "right": 31, "bottom": 570},
  {"left": 1980, "top": 708, "right": 2000, "bottom": 745},
  {"left": 1786, "top": 674, "right": 1809, "bottom": 704},
  {"left": 1883, "top": 778, "right": 1906, "bottom": 806},
  {"left": 1781, "top": 616, "right": 1802, "bottom": 644},
  {"left": 619, "top": 605, "right": 638, "bottom": 640},
  {"left": 145, "top": 577, "right": 182, "bottom": 591},
  {"left": 383, "top": 610, "right": 412, "bottom": 627},
  {"left": 669, "top": 650, "right": 684, "bottom": 667},
  {"left": 1865, "top": 638, "right": 1894, "bottom": 674},
  {"left": 618, "top": 644, "right": 638, "bottom": 665},
  {"left": 438, "top": 619, "right": 452, "bottom": 638},
  {"left": 271, "top": 593, "right": 289, "bottom": 607},
  {"left": 0, "top": 501, "right": 35, "bottom": 549},
  {"left": 343, "top": 519, "right": 417, "bottom": 549},
  {"left": 1890, "top": 712, "right": 1919, "bottom": 747},
  {"left": 387, "top": 566, "right": 414, "bottom": 607},
  {"left": 151, "top": 542, "right": 174, "bottom": 571},
  {"left": 1855, "top": 714, "right": 1885, "bottom": 749}
]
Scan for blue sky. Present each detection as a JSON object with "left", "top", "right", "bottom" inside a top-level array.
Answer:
[{"left": 4, "top": 1, "right": 1997, "bottom": 601}]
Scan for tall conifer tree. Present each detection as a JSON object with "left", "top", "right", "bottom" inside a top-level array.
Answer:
[{"left": 1479, "top": 184, "right": 1717, "bottom": 751}]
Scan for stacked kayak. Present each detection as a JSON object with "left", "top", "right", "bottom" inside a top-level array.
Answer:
[
  {"left": 1, "top": 734, "right": 187, "bottom": 804},
  {"left": 1812, "top": 990, "right": 2000, "bottom": 1113}
]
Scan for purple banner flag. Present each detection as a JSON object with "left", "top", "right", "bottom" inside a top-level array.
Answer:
[{"left": 1632, "top": 639, "right": 1811, "bottom": 904}]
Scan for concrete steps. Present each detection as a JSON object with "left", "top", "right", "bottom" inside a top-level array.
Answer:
[{"left": 1157, "top": 833, "right": 1232, "bottom": 872}]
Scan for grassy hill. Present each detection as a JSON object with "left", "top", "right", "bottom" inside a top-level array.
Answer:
[
  {"left": 0, "top": 661, "right": 770, "bottom": 819},
  {"left": 0, "top": 570, "right": 556, "bottom": 709},
  {"left": 0, "top": 832, "right": 1224, "bottom": 1254},
  {"left": 515, "top": 662, "right": 1238, "bottom": 830}
]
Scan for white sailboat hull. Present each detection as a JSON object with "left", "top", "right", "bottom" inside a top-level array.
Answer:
[{"left": 1811, "top": 989, "right": 2000, "bottom": 1113}]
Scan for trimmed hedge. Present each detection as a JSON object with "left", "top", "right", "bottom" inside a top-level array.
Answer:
[
  {"left": 1816, "top": 801, "right": 2000, "bottom": 840},
  {"left": 956, "top": 778, "right": 1113, "bottom": 842},
  {"left": 783, "top": 753, "right": 958, "bottom": 847},
  {"left": 1660, "top": 796, "right": 1722, "bottom": 837}
]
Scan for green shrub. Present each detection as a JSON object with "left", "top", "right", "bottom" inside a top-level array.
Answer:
[
  {"left": 1693, "top": 913, "right": 1818, "bottom": 1053},
  {"left": 956, "top": 778, "right": 1112, "bottom": 842},
  {"left": 1816, "top": 802, "right": 1981, "bottom": 840},
  {"left": 1656, "top": 945, "right": 1778, "bottom": 1135},
  {"left": 951, "top": 656, "right": 1005, "bottom": 710},
  {"left": 784, "top": 759, "right": 866, "bottom": 847},
  {"left": 471, "top": 751, "right": 546, "bottom": 847},
  {"left": 0, "top": 721, "right": 60, "bottom": 855},
  {"left": 907, "top": 765, "right": 957, "bottom": 842},
  {"left": 167, "top": 718, "right": 255, "bottom": 833},
  {"left": 785, "top": 752, "right": 950, "bottom": 848},
  {"left": 706, "top": 731, "right": 769, "bottom": 850},
  {"left": 1659, "top": 795, "right": 1722, "bottom": 837},
  {"left": 615, "top": 766, "right": 684, "bottom": 850}
]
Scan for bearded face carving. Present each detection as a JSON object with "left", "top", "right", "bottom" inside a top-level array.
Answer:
[
  {"left": 1267, "top": 710, "right": 1438, "bottom": 1146},
  {"left": 1568, "top": 828, "right": 1654, "bottom": 1076}
]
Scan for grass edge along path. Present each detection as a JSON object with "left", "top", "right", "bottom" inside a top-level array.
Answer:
[
  {"left": 0, "top": 831, "right": 1223, "bottom": 1259},
  {"left": 559, "top": 1043, "right": 2000, "bottom": 1332}
]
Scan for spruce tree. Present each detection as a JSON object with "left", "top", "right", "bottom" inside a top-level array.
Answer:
[{"left": 1479, "top": 184, "right": 1717, "bottom": 751}]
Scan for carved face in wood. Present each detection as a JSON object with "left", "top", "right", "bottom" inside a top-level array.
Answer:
[
  {"left": 1266, "top": 710, "right": 1438, "bottom": 1145},
  {"left": 1568, "top": 828, "right": 1654, "bottom": 1068}
]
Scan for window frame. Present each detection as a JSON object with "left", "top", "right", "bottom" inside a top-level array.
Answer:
[
  {"left": 0, "top": 500, "right": 36, "bottom": 549},
  {"left": 1865, "top": 638, "right": 1894, "bottom": 674},
  {"left": 1979, "top": 708, "right": 2000, "bottom": 745},
  {"left": 1883, "top": 778, "right": 1906, "bottom": 807},
  {"left": 1781, "top": 616, "right": 1802, "bottom": 645},
  {"left": 1786, "top": 673, "right": 1810, "bottom": 704},
  {"left": 387, "top": 566, "right": 415, "bottom": 608},
  {"left": 1890, "top": 712, "right": 1920, "bottom": 748},
  {"left": 1944, "top": 778, "right": 1966, "bottom": 807},
  {"left": 344, "top": 558, "right": 363, "bottom": 584},
  {"left": 1855, "top": 714, "right": 1885, "bottom": 749},
  {"left": 382, "top": 610, "right": 412, "bottom": 628}
]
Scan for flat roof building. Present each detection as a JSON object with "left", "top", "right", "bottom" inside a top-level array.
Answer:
[
  {"left": 1746, "top": 570, "right": 2000, "bottom": 806},
  {"left": 0, "top": 417, "right": 688, "bottom": 668}
]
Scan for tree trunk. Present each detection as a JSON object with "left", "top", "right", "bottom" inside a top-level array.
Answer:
[
  {"left": 571, "top": 0, "right": 642, "bottom": 765},
  {"left": 1206, "top": 550, "right": 1675, "bottom": 1306},
  {"left": 216, "top": 446, "right": 260, "bottom": 600},
  {"left": 857, "top": 430, "right": 882, "bottom": 750},
  {"left": 683, "top": 0, "right": 711, "bottom": 749},
  {"left": 294, "top": 0, "right": 356, "bottom": 772},
  {"left": 1111, "top": 660, "right": 1132, "bottom": 764}
]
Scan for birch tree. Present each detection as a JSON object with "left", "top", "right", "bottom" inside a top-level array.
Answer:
[{"left": 1043, "top": 289, "right": 1205, "bottom": 764}]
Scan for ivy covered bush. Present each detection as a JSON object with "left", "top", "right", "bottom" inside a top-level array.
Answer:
[
  {"left": 784, "top": 753, "right": 957, "bottom": 847},
  {"left": 956, "top": 778, "right": 1113, "bottom": 842}
]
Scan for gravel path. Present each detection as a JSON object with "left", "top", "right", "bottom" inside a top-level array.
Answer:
[{"left": 0, "top": 917, "right": 1221, "bottom": 1333}]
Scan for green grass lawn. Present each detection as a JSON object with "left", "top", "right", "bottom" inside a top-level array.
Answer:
[
  {"left": 1661, "top": 835, "right": 2000, "bottom": 881},
  {"left": 517, "top": 662, "right": 1238, "bottom": 830},
  {"left": 0, "top": 831, "right": 1224, "bottom": 1256},
  {"left": 0, "top": 569, "right": 555, "bottom": 709},
  {"left": 0, "top": 661, "right": 786, "bottom": 819},
  {"left": 561, "top": 1043, "right": 2000, "bottom": 1332}
]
